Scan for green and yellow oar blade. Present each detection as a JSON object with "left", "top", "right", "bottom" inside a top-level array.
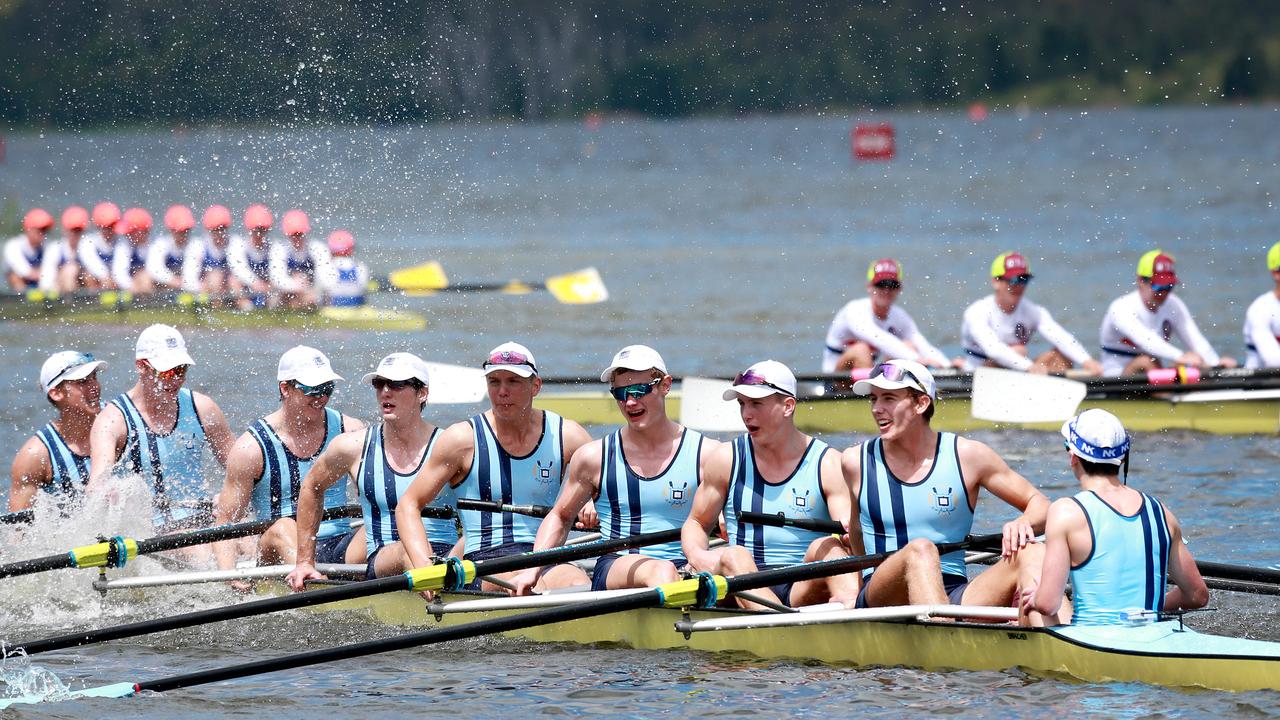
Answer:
[
  {"left": 388, "top": 261, "right": 449, "bottom": 292},
  {"left": 544, "top": 266, "right": 609, "bottom": 305}
]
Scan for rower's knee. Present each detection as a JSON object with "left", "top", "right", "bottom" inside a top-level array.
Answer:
[
  {"left": 904, "top": 538, "right": 941, "bottom": 569},
  {"left": 719, "top": 545, "right": 759, "bottom": 575},
  {"left": 804, "top": 535, "right": 848, "bottom": 562}
]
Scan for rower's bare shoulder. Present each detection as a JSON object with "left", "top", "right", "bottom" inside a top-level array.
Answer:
[
  {"left": 433, "top": 420, "right": 477, "bottom": 460},
  {"left": 1047, "top": 496, "right": 1085, "bottom": 527},
  {"left": 341, "top": 414, "right": 366, "bottom": 433},
  {"left": 225, "top": 430, "right": 266, "bottom": 468},
  {"left": 567, "top": 438, "right": 605, "bottom": 474},
  {"left": 560, "top": 418, "right": 593, "bottom": 452},
  {"left": 954, "top": 436, "right": 1005, "bottom": 471},
  {"left": 839, "top": 444, "right": 865, "bottom": 475},
  {"left": 10, "top": 435, "right": 52, "bottom": 480}
]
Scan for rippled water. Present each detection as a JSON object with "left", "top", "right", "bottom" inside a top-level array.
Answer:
[{"left": 1, "top": 108, "right": 1279, "bottom": 715}]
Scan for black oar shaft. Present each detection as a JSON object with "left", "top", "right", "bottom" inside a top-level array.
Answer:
[
  {"left": 456, "top": 498, "right": 552, "bottom": 518},
  {"left": 475, "top": 528, "right": 682, "bottom": 577},
  {"left": 738, "top": 511, "right": 842, "bottom": 535},
  {"left": 1196, "top": 560, "right": 1280, "bottom": 586}
]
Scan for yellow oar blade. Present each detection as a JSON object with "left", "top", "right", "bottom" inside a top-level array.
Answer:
[
  {"left": 388, "top": 261, "right": 449, "bottom": 291},
  {"left": 545, "top": 267, "right": 609, "bottom": 304}
]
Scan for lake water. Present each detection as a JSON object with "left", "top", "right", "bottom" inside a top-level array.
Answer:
[{"left": 1, "top": 107, "right": 1278, "bottom": 716}]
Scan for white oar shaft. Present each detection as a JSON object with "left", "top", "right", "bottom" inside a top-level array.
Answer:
[
  {"left": 681, "top": 604, "right": 1019, "bottom": 633},
  {"left": 434, "top": 587, "right": 652, "bottom": 613},
  {"left": 93, "top": 563, "right": 366, "bottom": 590}
]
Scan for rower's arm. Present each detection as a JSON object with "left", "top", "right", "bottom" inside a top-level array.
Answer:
[
  {"left": 1034, "top": 305, "right": 1093, "bottom": 366},
  {"left": 288, "top": 432, "right": 362, "bottom": 590},
  {"left": 213, "top": 432, "right": 264, "bottom": 572},
  {"left": 1166, "top": 296, "right": 1222, "bottom": 366},
  {"left": 192, "top": 392, "right": 235, "bottom": 468},
  {"left": 1162, "top": 509, "right": 1209, "bottom": 611},
  {"left": 965, "top": 300, "right": 1034, "bottom": 371},
  {"left": 1246, "top": 300, "right": 1280, "bottom": 367},
  {"left": 8, "top": 436, "right": 52, "bottom": 512},
  {"left": 1112, "top": 304, "right": 1184, "bottom": 363},
  {"left": 1026, "top": 498, "right": 1079, "bottom": 617},
  {"left": 681, "top": 441, "right": 733, "bottom": 571},
  {"left": 86, "top": 404, "right": 127, "bottom": 491},
  {"left": 538, "top": 439, "right": 601, "bottom": 551},
  {"left": 396, "top": 421, "right": 471, "bottom": 570},
  {"left": 559, "top": 419, "right": 596, "bottom": 528},
  {"left": 960, "top": 437, "right": 1049, "bottom": 555}
]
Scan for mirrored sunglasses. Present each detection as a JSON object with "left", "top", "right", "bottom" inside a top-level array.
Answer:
[
  {"left": 733, "top": 369, "right": 794, "bottom": 397},
  {"left": 293, "top": 380, "right": 335, "bottom": 397},
  {"left": 51, "top": 353, "right": 95, "bottom": 386},
  {"left": 1006, "top": 274, "right": 1033, "bottom": 286},
  {"left": 873, "top": 280, "right": 902, "bottom": 290},
  {"left": 483, "top": 350, "right": 537, "bottom": 373},
  {"left": 870, "top": 361, "right": 924, "bottom": 392},
  {"left": 610, "top": 377, "right": 662, "bottom": 401},
  {"left": 149, "top": 362, "right": 188, "bottom": 381}
]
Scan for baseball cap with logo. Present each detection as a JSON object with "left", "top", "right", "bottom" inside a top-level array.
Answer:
[
  {"left": 277, "top": 345, "right": 343, "bottom": 386},
  {"left": 599, "top": 344, "right": 668, "bottom": 381},
  {"left": 92, "top": 202, "right": 121, "bottom": 228},
  {"left": 40, "top": 351, "right": 107, "bottom": 395},
  {"left": 852, "top": 358, "right": 937, "bottom": 400},
  {"left": 281, "top": 209, "right": 310, "bottom": 236},
  {"left": 362, "top": 352, "right": 430, "bottom": 385},
  {"left": 482, "top": 341, "right": 539, "bottom": 378},
  {"left": 135, "top": 324, "right": 196, "bottom": 371},
  {"left": 866, "top": 258, "right": 902, "bottom": 285},
  {"left": 721, "top": 360, "right": 798, "bottom": 400},
  {"left": 990, "top": 252, "right": 1033, "bottom": 281},
  {"left": 1137, "top": 249, "right": 1177, "bottom": 287},
  {"left": 61, "top": 206, "right": 90, "bottom": 231},
  {"left": 1061, "top": 408, "right": 1130, "bottom": 465}
]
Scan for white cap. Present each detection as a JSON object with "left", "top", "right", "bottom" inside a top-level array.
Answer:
[
  {"left": 277, "top": 345, "right": 343, "bottom": 386},
  {"left": 135, "top": 324, "right": 195, "bottom": 372},
  {"left": 40, "top": 351, "right": 107, "bottom": 394},
  {"left": 1061, "top": 409, "right": 1130, "bottom": 465},
  {"left": 482, "top": 341, "right": 538, "bottom": 378},
  {"left": 362, "top": 352, "right": 430, "bottom": 385},
  {"left": 599, "top": 345, "right": 668, "bottom": 382},
  {"left": 721, "top": 360, "right": 797, "bottom": 400},
  {"left": 852, "top": 358, "right": 937, "bottom": 400}
]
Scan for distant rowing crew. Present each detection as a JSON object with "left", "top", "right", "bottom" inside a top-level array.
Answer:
[
  {"left": 824, "top": 245, "right": 1280, "bottom": 376},
  {"left": 12, "top": 327, "right": 1207, "bottom": 629},
  {"left": 4, "top": 203, "right": 370, "bottom": 310}
]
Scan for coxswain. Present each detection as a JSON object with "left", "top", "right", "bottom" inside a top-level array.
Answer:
[
  {"left": 286, "top": 353, "right": 456, "bottom": 590},
  {"left": 1242, "top": 241, "right": 1280, "bottom": 368},
  {"left": 110, "top": 207, "right": 156, "bottom": 294},
  {"left": 1098, "top": 249, "right": 1237, "bottom": 376},
  {"left": 147, "top": 205, "right": 201, "bottom": 293},
  {"left": 227, "top": 204, "right": 274, "bottom": 308},
  {"left": 8, "top": 352, "right": 107, "bottom": 512},
  {"left": 1023, "top": 409, "right": 1208, "bottom": 625},
  {"left": 269, "top": 209, "right": 334, "bottom": 309},
  {"left": 961, "top": 252, "right": 1102, "bottom": 375},
  {"left": 326, "top": 230, "right": 368, "bottom": 307},
  {"left": 512, "top": 345, "right": 717, "bottom": 594},
  {"left": 823, "top": 258, "right": 956, "bottom": 371},
  {"left": 88, "top": 324, "right": 235, "bottom": 534},
  {"left": 4, "top": 208, "right": 52, "bottom": 291},
  {"left": 396, "top": 342, "right": 593, "bottom": 592},
  {"left": 194, "top": 205, "right": 238, "bottom": 301},
  {"left": 844, "top": 359, "right": 1066, "bottom": 625},
  {"left": 36, "top": 206, "right": 93, "bottom": 293},
  {"left": 81, "top": 202, "right": 121, "bottom": 289},
  {"left": 682, "top": 360, "right": 858, "bottom": 609}
]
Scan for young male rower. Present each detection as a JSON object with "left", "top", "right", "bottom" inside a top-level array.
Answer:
[
  {"left": 37, "top": 206, "right": 93, "bottom": 293},
  {"left": 88, "top": 324, "right": 235, "bottom": 532},
  {"left": 326, "top": 230, "right": 368, "bottom": 307},
  {"left": 823, "top": 259, "right": 955, "bottom": 372},
  {"left": 4, "top": 208, "right": 52, "bottom": 291},
  {"left": 269, "top": 209, "right": 334, "bottom": 309},
  {"left": 213, "top": 346, "right": 364, "bottom": 576},
  {"left": 844, "top": 358, "right": 1066, "bottom": 625},
  {"left": 1099, "top": 249, "right": 1237, "bottom": 376},
  {"left": 1023, "top": 409, "right": 1208, "bottom": 625},
  {"left": 511, "top": 345, "right": 717, "bottom": 595},
  {"left": 147, "top": 205, "right": 201, "bottom": 293},
  {"left": 9, "top": 352, "right": 107, "bottom": 511},
  {"left": 194, "top": 205, "right": 239, "bottom": 301},
  {"left": 110, "top": 207, "right": 156, "bottom": 294},
  {"left": 682, "top": 360, "right": 858, "bottom": 609},
  {"left": 286, "top": 353, "right": 458, "bottom": 590},
  {"left": 396, "top": 342, "right": 593, "bottom": 592},
  {"left": 1242, "top": 241, "right": 1280, "bottom": 369},
  {"left": 227, "top": 204, "right": 274, "bottom": 308},
  {"left": 961, "top": 252, "right": 1102, "bottom": 375},
  {"left": 81, "top": 202, "right": 121, "bottom": 289}
]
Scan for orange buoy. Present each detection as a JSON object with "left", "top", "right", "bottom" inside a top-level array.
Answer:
[{"left": 852, "top": 124, "right": 895, "bottom": 161}]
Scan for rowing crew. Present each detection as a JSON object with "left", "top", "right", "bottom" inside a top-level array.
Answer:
[
  {"left": 4, "top": 204, "right": 370, "bottom": 309},
  {"left": 825, "top": 245, "right": 1280, "bottom": 375}
]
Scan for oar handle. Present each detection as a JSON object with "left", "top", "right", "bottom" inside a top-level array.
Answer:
[
  {"left": 474, "top": 528, "right": 682, "bottom": 577},
  {"left": 456, "top": 498, "right": 553, "bottom": 519},
  {"left": 134, "top": 505, "right": 365, "bottom": 555},
  {"left": 739, "top": 511, "right": 843, "bottom": 535}
]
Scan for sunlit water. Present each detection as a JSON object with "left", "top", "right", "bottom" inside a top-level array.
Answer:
[{"left": 0, "top": 108, "right": 1278, "bottom": 715}]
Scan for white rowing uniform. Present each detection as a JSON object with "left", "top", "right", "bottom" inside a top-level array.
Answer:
[
  {"left": 822, "top": 298, "right": 949, "bottom": 372},
  {"left": 960, "top": 295, "right": 1092, "bottom": 371},
  {"left": 110, "top": 240, "right": 149, "bottom": 289},
  {"left": 146, "top": 237, "right": 202, "bottom": 292},
  {"left": 227, "top": 236, "right": 272, "bottom": 289},
  {"left": 3, "top": 235, "right": 43, "bottom": 284},
  {"left": 329, "top": 256, "right": 369, "bottom": 307},
  {"left": 269, "top": 239, "right": 335, "bottom": 294},
  {"left": 1098, "top": 291, "right": 1220, "bottom": 376},
  {"left": 78, "top": 232, "right": 115, "bottom": 283},
  {"left": 36, "top": 238, "right": 79, "bottom": 291},
  {"left": 1243, "top": 290, "right": 1280, "bottom": 368},
  {"left": 191, "top": 233, "right": 235, "bottom": 281}
]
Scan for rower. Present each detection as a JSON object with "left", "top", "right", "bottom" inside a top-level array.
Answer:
[
  {"left": 33, "top": 206, "right": 90, "bottom": 293},
  {"left": 512, "top": 345, "right": 717, "bottom": 595},
  {"left": 8, "top": 352, "right": 107, "bottom": 512},
  {"left": 1024, "top": 409, "right": 1208, "bottom": 625},
  {"left": 396, "top": 342, "right": 593, "bottom": 592},
  {"left": 285, "top": 353, "right": 456, "bottom": 590},
  {"left": 822, "top": 258, "right": 956, "bottom": 372},
  {"left": 1242, "top": 241, "right": 1280, "bottom": 368},
  {"left": 82, "top": 202, "right": 121, "bottom": 289},
  {"left": 147, "top": 205, "right": 200, "bottom": 293},
  {"left": 961, "top": 252, "right": 1102, "bottom": 375},
  {"left": 87, "top": 324, "right": 235, "bottom": 535},
  {"left": 326, "top": 230, "right": 368, "bottom": 307},
  {"left": 110, "top": 207, "right": 156, "bottom": 294},
  {"left": 4, "top": 208, "right": 52, "bottom": 291},
  {"left": 228, "top": 204, "right": 274, "bottom": 308},
  {"left": 193, "top": 205, "right": 239, "bottom": 301},
  {"left": 1098, "top": 249, "right": 1237, "bottom": 376},
  {"left": 682, "top": 360, "right": 858, "bottom": 610},
  {"left": 213, "top": 346, "right": 364, "bottom": 579},
  {"left": 269, "top": 209, "right": 334, "bottom": 309},
  {"left": 844, "top": 358, "right": 1066, "bottom": 625}
]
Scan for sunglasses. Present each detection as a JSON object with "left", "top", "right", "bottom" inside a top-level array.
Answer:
[
  {"left": 372, "top": 378, "right": 421, "bottom": 392},
  {"left": 483, "top": 350, "right": 537, "bottom": 373},
  {"left": 50, "top": 353, "right": 95, "bottom": 386},
  {"left": 1143, "top": 279, "right": 1176, "bottom": 292},
  {"left": 148, "top": 362, "right": 188, "bottom": 381},
  {"left": 869, "top": 361, "right": 925, "bottom": 393},
  {"left": 873, "top": 280, "right": 902, "bottom": 290},
  {"left": 610, "top": 377, "right": 663, "bottom": 401},
  {"left": 293, "top": 380, "right": 335, "bottom": 397},
  {"left": 733, "top": 369, "right": 794, "bottom": 397},
  {"left": 1004, "top": 274, "right": 1033, "bottom": 286}
]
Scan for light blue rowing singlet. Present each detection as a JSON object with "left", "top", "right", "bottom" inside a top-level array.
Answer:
[
  {"left": 35, "top": 423, "right": 90, "bottom": 498},
  {"left": 248, "top": 407, "right": 348, "bottom": 538},
  {"left": 111, "top": 389, "right": 209, "bottom": 524},
  {"left": 1070, "top": 490, "right": 1171, "bottom": 626},
  {"left": 458, "top": 411, "right": 563, "bottom": 554},
  {"left": 357, "top": 424, "right": 457, "bottom": 555},
  {"left": 858, "top": 432, "right": 974, "bottom": 578},
  {"left": 596, "top": 428, "right": 703, "bottom": 562},
  {"left": 723, "top": 435, "right": 832, "bottom": 567}
]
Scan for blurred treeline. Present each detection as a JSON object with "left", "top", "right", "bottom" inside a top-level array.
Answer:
[{"left": 2, "top": 0, "right": 1279, "bottom": 127}]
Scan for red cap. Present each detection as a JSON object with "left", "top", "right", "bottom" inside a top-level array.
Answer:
[
  {"left": 991, "top": 252, "right": 1032, "bottom": 280},
  {"left": 244, "top": 204, "right": 273, "bottom": 230},
  {"left": 164, "top": 204, "right": 195, "bottom": 232},
  {"left": 281, "top": 209, "right": 310, "bottom": 236},
  {"left": 203, "top": 205, "right": 232, "bottom": 230},
  {"left": 327, "top": 229, "right": 355, "bottom": 256},
  {"left": 1138, "top": 250, "right": 1178, "bottom": 287},
  {"left": 23, "top": 208, "right": 55, "bottom": 231},
  {"left": 61, "top": 206, "right": 89, "bottom": 230},
  {"left": 91, "top": 202, "right": 121, "bottom": 228},
  {"left": 867, "top": 258, "right": 902, "bottom": 284},
  {"left": 121, "top": 207, "right": 153, "bottom": 234},
  {"left": 113, "top": 219, "right": 129, "bottom": 235}
]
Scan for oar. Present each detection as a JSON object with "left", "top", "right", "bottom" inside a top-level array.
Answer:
[
  {"left": 374, "top": 264, "right": 609, "bottom": 305},
  {"left": 0, "top": 508, "right": 34, "bottom": 525},
  {"left": 738, "top": 511, "right": 842, "bottom": 535},
  {"left": 4, "top": 532, "right": 1002, "bottom": 706},
  {"left": 970, "top": 367, "right": 1087, "bottom": 423},
  {"left": 456, "top": 498, "right": 553, "bottom": 518},
  {"left": 91, "top": 564, "right": 369, "bottom": 592},
  {"left": 7, "top": 526, "right": 683, "bottom": 657}
]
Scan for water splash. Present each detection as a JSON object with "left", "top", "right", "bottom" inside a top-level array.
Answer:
[{"left": 0, "top": 647, "right": 72, "bottom": 705}]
